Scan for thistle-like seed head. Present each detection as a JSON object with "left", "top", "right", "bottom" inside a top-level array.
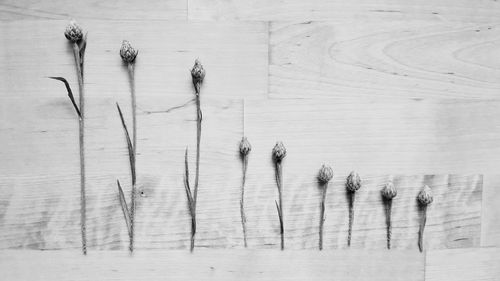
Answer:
[
  {"left": 272, "top": 141, "right": 286, "bottom": 162},
  {"left": 346, "top": 171, "right": 361, "bottom": 192},
  {"left": 239, "top": 137, "right": 251, "bottom": 156},
  {"left": 382, "top": 181, "right": 397, "bottom": 199},
  {"left": 191, "top": 59, "right": 206, "bottom": 85},
  {"left": 120, "top": 40, "right": 138, "bottom": 63},
  {"left": 64, "top": 20, "right": 83, "bottom": 42},
  {"left": 417, "top": 185, "right": 433, "bottom": 205},
  {"left": 318, "top": 164, "right": 334, "bottom": 183}
]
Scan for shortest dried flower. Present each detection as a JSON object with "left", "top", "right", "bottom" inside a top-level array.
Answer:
[
  {"left": 120, "top": 40, "right": 138, "bottom": 63},
  {"left": 318, "top": 164, "right": 333, "bottom": 183},
  {"left": 64, "top": 20, "right": 83, "bottom": 42},
  {"left": 191, "top": 59, "right": 206, "bottom": 86},
  {"left": 418, "top": 185, "right": 433, "bottom": 205},
  {"left": 382, "top": 181, "right": 397, "bottom": 200},
  {"left": 239, "top": 137, "right": 252, "bottom": 156},
  {"left": 346, "top": 171, "right": 361, "bottom": 192},
  {"left": 272, "top": 141, "right": 287, "bottom": 162}
]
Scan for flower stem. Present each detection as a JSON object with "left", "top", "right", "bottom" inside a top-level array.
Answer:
[
  {"left": 72, "top": 43, "right": 87, "bottom": 255},
  {"left": 385, "top": 199, "right": 393, "bottom": 249},
  {"left": 127, "top": 63, "right": 137, "bottom": 254},
  {"left": 319, "top": 183, "right": 328, "bottom": 250},
  {"left": 240, "top": 155, "right": 248, "bottom": 247},
  {"left": 348, "top": 192, "right": 355, "bottom": 247},
  {"left": 418, "top": 205, "right": 427, "bottom": 252},
  {"left": 275, "top": 162, "right": 284, "bottom": 250},
  {"left": 190, "top": 85, "right": 202, "bottom": 252}
]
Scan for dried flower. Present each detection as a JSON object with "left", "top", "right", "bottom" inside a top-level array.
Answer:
[
  {"left": 418, "top": 185, "right": 433, "bottom": 205},
  {"left": 64, "top": 20, "right": 83, "bottom": 42},
  {"left": 51, "top": 20, "right": 88, "bottom": 255},
  {"left": 382, "top": 181, "right": 397, "bottom": 249},
  {"left": 382, "top": 181, "right": 397, "bottom": 200},
  {"left": 273, "top": 141, "right": 286, "bottom": 250},
  {"left": 346, "top": 171, "right": 361, "bottom": 192},
  {"left": 239, "top": 137, "right": 252, "bottom": 156},
  {"left": 417, "top": 185, "right": 433, "bottom": 252},
  {"left": 239, "top": 137, "right": 251, "bottom": 247},
  {"left": 184, "top": 59, "right": 206, "bottom": 251},
  {"left": 120, "top": 40, "right": 138, "bottom": 63},
  {"left": 191, "top": 59, "right": 205, "bottom": 93},
  {"left": 318, "top": 164, "right": 333, "bottom": 250},
  {"left": 346, "top": 171, "right": 361, "bottom": 247},
  {"left": 272, "top": 141, "right": 287, "bottom": 162},
  {"left": 318, "top": 164, "right": 333, "bottom": 183}
]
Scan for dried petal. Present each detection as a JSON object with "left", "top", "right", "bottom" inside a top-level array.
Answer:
[
  {"left": 382, "top": 181, "right": 397, "bottom": 199},
  {"left": 417, "top": 185, "right": 433, "bottom": 205},
  {"left": 120, "top": 40, "right": 138, "bottom": 63},
  {"left": 318, "top": 164, "right": 333, "bottom": 183},
  {"left": 346, "top": 171, "right": 361, "bottom": 192},
  {"left": 272, "top": 141, "right": 287, "bottom": 161},
  {"left": 64, "top": 20, "right": 83, "bottom": 42},
  {"left": 239, "top": 137, "right": 251, "bottom": 156}
]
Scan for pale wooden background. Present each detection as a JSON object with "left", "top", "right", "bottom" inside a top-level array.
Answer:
[{"left": 1, "top": 1, "right": 500, "bottom": 280}]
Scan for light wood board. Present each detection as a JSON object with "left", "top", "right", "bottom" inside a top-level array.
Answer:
[
  {"left": 426, "top": 247, "right": 500, "bottom": 281},
  {"left": 0, "top": 249, "right": 424, "bottom": 281},
  {"left": 0, "top": 20, "right": 268, "bottom": 99}
]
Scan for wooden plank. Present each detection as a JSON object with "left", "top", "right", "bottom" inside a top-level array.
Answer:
[
  {"left": 0, "top": 0, "right": 186, "bottom": 20},
  {"left": 244, "top": 98, "right": 500, "bottom": 174},
  {"left": 0, "top": 20, "right": 268, "bottom": 99},
  {"left": 481, "top": 175, "right": 500, "bottom": 247},
  {"left": 0, "top": 95, "right": 243, "bottom": 250},
  {"left": 426, "top": 247, "right": 500, "bottom": 281},
  {"left": 269, "top": 21, "right": 500, "bottom": 99},
  {"left": 0, "top": 249, "right": 424, "bottom": 280},
  {"left": 189, "top": 0, "right": 500, "bottom": 22}
]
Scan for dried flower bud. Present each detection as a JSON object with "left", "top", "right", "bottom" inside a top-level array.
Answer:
[
  {"left": 64, "top": 20, "right": 83, "bottom": 42},
  {"left": 239, "top": 137, "right": 251, "bottom": 156},
  {"left": 120, "top": 40, "right": 138, "bottom": 63},
  {"left": 346, "top": 171, "right": 361, "bottom": 192},
  {"left": 417, "top": 185, "right": 433, "bottom": 205},
  {"left": 272, "top": 141, "right": 286, "bottom": 162},
  {"left": 191, "top": 59, "right": 206, "bottom": 85},
  {"left": 318, "top": 164, "right": 333, "bottom": 183},
  {"left": 382, "top": 181, "right": 397, "bottom": 199}
]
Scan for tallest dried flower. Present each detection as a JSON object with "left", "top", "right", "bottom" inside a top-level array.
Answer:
[
  {"left": 64, "top": 20, "right": 83, "bottom": 42},
  {"left": 417, "top": 185, "right": 433, "bottom": 252}
]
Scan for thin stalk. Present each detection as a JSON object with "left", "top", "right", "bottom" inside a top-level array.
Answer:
[
  {"left": 72, "top": 42, "right": 86, "bottom": 255},
  {"left": 418, "top": 205, "right": 427, "bottom": 252},
  {"left": 319, "top": 183, "right": 328, "bottom": 250},
  {"left": 127, "top": 63, "right": 136, "bottom": 155},
  {"left": 189, "top": 86, "right": 202, "bottom": 252},
  {"left": 275, "top": 162, "right": 284, "bottom": 250},
  {"left": 240, "top": 155, "right": 248, "bottom": 247},
  {"left": 347, "top": 192, "right": 355, "bottom": 247},
  {"left": 385, "top": 200, "right": 393, "bottom": 249}
]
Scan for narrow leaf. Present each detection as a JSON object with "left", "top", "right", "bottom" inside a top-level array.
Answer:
[
  {"left": 79, "top": 33, "right": 88, "bottom": 78},
  {"left": 116, "top": 103, "right": 136, "bottom": 186},
  {"left": 117, "top": 180, "right": 132, "bottom": 237},
  {"left": 48, "top": 76, "right": 81, "bottom": 118},
  {"left": 183, "top": 148, "right": 193, "bottom": 213},
  {"left": 275, "top": 200, "right": 283, "bottom": 233}
]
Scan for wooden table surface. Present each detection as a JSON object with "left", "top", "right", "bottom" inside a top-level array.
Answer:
[{"left": 1, "top": 1, "right": 500, "bottom": 280}]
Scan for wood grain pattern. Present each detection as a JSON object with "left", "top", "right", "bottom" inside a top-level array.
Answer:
[
  {"left": 0, "top": 20, "right": 268, "bottom": 99},
  {"left": 0, "top": 249, "right": 424, "bottom": 281},
  {"left": 0, "top": 95, "right": 243, "bottom": 250},
  {"left": 426, "top": 247, "right": 500, "bottom": 281},
  {"left": 481, "top": 175, "right": 500, "bottom": 247},
  {"left": 188, "top": 0, "right": 500, "bottom": 22},
  {"left": 269, "top": 21, "right": 500, "bottom": 99},
  {"left": 245, "top": 99, "right": 500, "bottom": 174},
  {"left": 0, "top": 0, "right": 186, "bottom": 20}
]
